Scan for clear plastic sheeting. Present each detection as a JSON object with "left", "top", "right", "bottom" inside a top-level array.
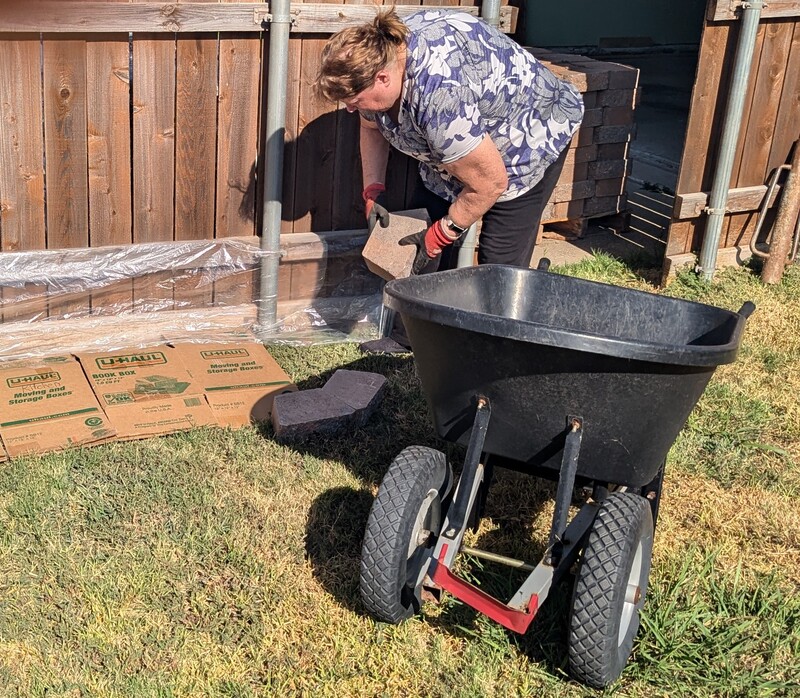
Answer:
[
  {"left": 0, "top": 237, "right": 383, "bottom": 362},
  {"left": 263, "top": 229, "right": 384, "bottom": 345},
  {"left": 261, "top": 294, "right": 383, "bottom": 346}
]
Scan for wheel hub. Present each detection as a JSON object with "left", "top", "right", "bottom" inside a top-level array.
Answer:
[
  {"left": 618, "top": 540, "right": 645, "bottom": 646},
  {"left": 407, "top": 488, "right": 439, "bottom": 559}
]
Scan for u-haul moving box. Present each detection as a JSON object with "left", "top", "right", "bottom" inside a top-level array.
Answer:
[
  {"left": 175, "top": 343, "right": 296, "bottom": 427},
  {"left": 76, "top": 346, "right": 216, "bottom": 439},
  {"left": 0, "top": 356, "right": 116, "bottom": 457}
]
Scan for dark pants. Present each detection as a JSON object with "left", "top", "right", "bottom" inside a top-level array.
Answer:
[{"left": 408, "top": 148, "right": 568, "bottom": 269}]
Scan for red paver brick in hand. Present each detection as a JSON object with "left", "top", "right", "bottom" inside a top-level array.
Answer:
[{"left": 362, "top": 208, "right": 431, "bottom": 281}]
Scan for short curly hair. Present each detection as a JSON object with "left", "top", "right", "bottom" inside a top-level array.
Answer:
[{"left": 316, "top": 8, "right": 408, "bottom": 102}]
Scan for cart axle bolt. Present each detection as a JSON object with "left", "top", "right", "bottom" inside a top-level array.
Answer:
[
  {"left": 625, "top": 583, "right": 642, "bottom": 605},
  {"left": 646, "top": 491, "right": 657, "bottom": 500},
  {"left": 445, "top": 528, "right": 456, "bottom": 537}
]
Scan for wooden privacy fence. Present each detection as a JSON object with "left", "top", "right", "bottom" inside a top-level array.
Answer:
[
  {"left": 665, "top": 0, "right": 800, "bottom": 269},
  {"left": 0, "top": 0, "right": 514, "bottom": 254},
  {"left": 0, "top": 1, "right": 518, "bottom": 320}
]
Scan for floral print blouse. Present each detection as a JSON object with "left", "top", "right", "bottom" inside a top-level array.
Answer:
[{"left": 361, "top": 10, "right": 584, "bottom": 203}]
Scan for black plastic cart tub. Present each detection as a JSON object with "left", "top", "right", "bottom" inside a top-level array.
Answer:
[{"left": 384, "top": 264, "right": 752, "bottom": 487}]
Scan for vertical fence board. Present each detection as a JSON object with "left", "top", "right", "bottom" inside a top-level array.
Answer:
[
  {"left": 216, "top": 3, "right": 262, "bottom": 240},
  {"left": 281, "top": 35, "right": 303, "bottom": 234},
  {"left": 666, "top": 21, "right": 735, "bottom": 257},
  {"left": 293, "top": 0, "right": 341, "bottom": 235},
  {"left": 214, "top": 29, "right": 262, "bottom": 305},
  {"left": 725, "top": 23, "right": 766, "bottom": 190},
  {"left": 132, "top": 31, "right": 177, "bottom": 311},
  {"left": 87, "top": 31, "right": 134, "bottom": 313},
  {"left": 174, "top": 0, "right": 220, "bottom": 308},
  {"left": 682, "top": 23, "right": 736, "bottom": 193},
  {"left": 86, "top": 0, "right": 132, "bottom": 291},
  {"left": 87, "top": 34, "right": 132, "bottom": 248},
  {"left": 767, "top": 21, "right": 800, "bottom": 173},
  {"left": 754, "top": 23, "right": 797, "bottom": 174},
  {"left": 214, "top": 3, "right": 262, "bottom": 308},
  {"left": 0, "top": 35, "right": 48, "bottom": 323},
  {"left": 282, "top": 34, "right": 304, "bottom": 300},
  {"left": 175, "top": 35, "right": 219, "bottom": 242},
  {"left": 215, "top": 36, "right": 261, "bottom": 240},
  {"left": 285, "top": 0, "right": 340, "bottom": 299},
  {"left": 175, "top": 32, "right": 219, "bottom": 309},
  {"left": 43, "top": 36, "right": 91, "bottom": 317},
  {"left": 43, "top": 37, "right": 89, "bottom": 250},
  {"left": 0, "top": 35, "right": 46, "bottom": 253},
  {"left": 719, "top": 23, "right": 766, "bottom": 249},
  {"left": 331, "top": 100, "right": 362, "bottom": 233},
  {"left": 132, "top": 35, "right": 176, "bottom": 244}
]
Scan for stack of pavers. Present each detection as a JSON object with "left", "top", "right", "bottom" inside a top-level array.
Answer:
[{"left": 527, "top": 48, "right": 640, "bottom": 238}]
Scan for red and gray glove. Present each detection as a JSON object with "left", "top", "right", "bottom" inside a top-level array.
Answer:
[
  {"left": 399, "top": 218, "right": 461, "bottom": 275},
  {"left": 362, "top": 183, "right": 390, "bottom": 233}
]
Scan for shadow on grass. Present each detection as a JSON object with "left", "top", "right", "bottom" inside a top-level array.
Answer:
[{"left": 305, "top": 486, "right": 374, "bottom": 613}]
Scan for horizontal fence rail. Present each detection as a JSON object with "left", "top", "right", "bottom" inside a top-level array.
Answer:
[
  {"left": 709, "top": 0, "right": 800, "bottom": 22},
  {"left": 0, "top": 2, "right": 517, "bottom": 34}
]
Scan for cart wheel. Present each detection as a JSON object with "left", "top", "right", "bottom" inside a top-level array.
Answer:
[
  {"left": 360, "top": 445, "right": 452, "bottom": 623},
  {"left": 568, "top": 492, "right": 654, "bottom": 688}
]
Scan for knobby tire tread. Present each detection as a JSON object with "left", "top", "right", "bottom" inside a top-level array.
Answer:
[
  {"left": 360, "top": 445, "right": 447, "bottom": 624},
  {"left": 569, "top": 491, "right": 652, "bottom": 688}
]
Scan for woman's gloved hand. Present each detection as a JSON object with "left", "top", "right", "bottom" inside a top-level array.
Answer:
[
  {"left": 362, "top": 183, "right": 390, "bottom": 233},
  {"left": 398, "top": 218, "right": 460, "bottom": 275}
]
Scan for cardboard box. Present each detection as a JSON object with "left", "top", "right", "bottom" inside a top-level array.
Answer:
[
  {"left": 0, "top": 356, "right": 116, "bottom": 457},
  {"left": 76, "top": 345, "right": 216, "bottom": 439},
  {"left": 175, "top": 342, "right": 296, "bottom": 427}
]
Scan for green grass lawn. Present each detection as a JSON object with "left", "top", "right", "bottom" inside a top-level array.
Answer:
[{"left": 1, "top": 258, "right": 798, "bottom": 697}]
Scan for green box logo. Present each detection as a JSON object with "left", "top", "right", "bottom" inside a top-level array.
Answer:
[
  {"left": 7, "top": 371, "right": 61, "bottom": 387},
  {"left": 104, "top": 392, "right": 135, "bottom": 405},
  {"left": 96, "top": 352, "right": 167, "bottom": 370},
  {"left": 84, "top": 416, "right": 104, "bottom": 427},
  {"left": 200, "top": 348, "right": 250, "bottom": 359}
]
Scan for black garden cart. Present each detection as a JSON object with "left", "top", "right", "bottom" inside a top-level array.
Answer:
[{"left": 360, "top": 263, "right": 754, "bottom": 688}]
